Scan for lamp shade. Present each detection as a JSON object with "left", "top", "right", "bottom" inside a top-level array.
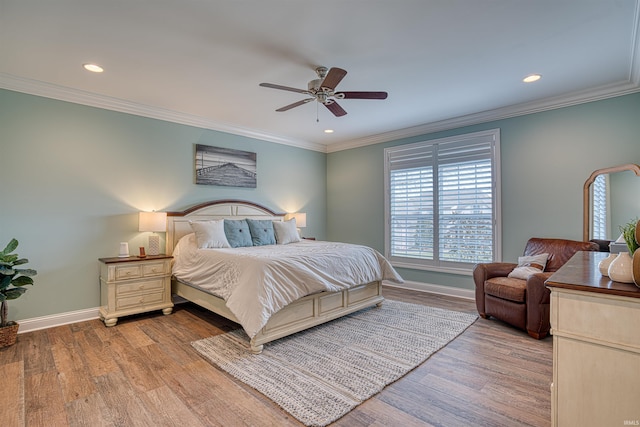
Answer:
[
  {"left": 138, "top": 211, "right": 167, "bottom": 232},
  {"left": 285, "top": 212, "right": 307, "bottom": 228}
]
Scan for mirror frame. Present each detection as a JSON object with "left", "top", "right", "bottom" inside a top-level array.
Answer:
[{"left": 583, "top": 163, "right": 640, "bottom": 241}]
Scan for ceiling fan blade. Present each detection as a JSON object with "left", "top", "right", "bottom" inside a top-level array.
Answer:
[
  {"left": 339, "top": 91, "right": 388, "bottom": 100},
  {"left": 320, "top": 67, "right": 347, "bottom": 90},
  {"left": 324, "top": 101, "right": 347, "bottom": 117},
  {"left": 276, "top": 98, "right": 315, "bottom": 112},
  {"left": 259, "top": 83, "right": 309, "bottom": 94}
]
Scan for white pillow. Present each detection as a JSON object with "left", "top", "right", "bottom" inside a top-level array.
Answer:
[
  {"left": 508, "top": 253, "right": 549, "bottom": 280},
  {"left": 273, "top": 218, "right": 301, "bottom": 245},
  {"left": 189, "top": 220, "right": 231, "bottom": 249}
]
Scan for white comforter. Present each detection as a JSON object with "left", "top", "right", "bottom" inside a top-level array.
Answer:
[{"left": 172, "top": 234, "right": 403, "bottom": 338}]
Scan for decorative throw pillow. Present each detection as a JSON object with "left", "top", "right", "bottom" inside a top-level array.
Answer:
[
  {"left": 189, "top": 220, "right": 231, "bottom": 249},
  {"left": 508, "top": 253, "right": 549, "bottom": 280},
  {"left": 273, "top": 218, "right": 301, "bottom": 245},
  {"left": 223, "top": 219, "right": 253, "bottom": 248},
  {"left": 246, "top": 219, "right": 276, "bottom": 246}
]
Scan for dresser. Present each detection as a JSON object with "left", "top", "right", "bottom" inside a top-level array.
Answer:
[
  {"left": 546, "top": 251, "right": 640, "bottom": 426},
  {"left": 98, "top": 255, "right": 173, "bottom": 326}
]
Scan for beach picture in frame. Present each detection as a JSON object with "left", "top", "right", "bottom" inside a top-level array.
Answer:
[{"left": 195, "top": 144, "right": 257, "bottom": 188}]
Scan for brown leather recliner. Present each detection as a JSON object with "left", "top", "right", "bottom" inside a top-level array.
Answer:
[{"left": 473, "top": 237, "right": 599, "bottom": 339}]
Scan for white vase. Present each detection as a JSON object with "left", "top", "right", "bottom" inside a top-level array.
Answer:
[
  {"left": 598, "top": 253, "right": 617, "bottom": 276},
  {"left": 608, "top": 251, "right": 634, "bottom": 283}
]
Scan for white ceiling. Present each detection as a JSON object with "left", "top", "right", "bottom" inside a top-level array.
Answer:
[{"left": 1, "top": 0, "right": 639, "bottom": 152}]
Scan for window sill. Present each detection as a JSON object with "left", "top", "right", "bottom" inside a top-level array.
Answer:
[{"left": 390, "top": 261, "right": 474, "bottom": 276}]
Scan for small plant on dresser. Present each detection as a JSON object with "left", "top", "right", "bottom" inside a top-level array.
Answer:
[
  {"left": 0, "top": 238, "right": 37, "bottom": 347},
  {"left": 619, "top": 218, "right": 640, "bottom": 255}
]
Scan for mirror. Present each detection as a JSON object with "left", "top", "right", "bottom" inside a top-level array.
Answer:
[{"left": 583, "top": 163, "right": 640, "bottom": 241}]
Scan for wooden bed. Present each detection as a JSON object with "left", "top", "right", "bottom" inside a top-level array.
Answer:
[{"left": 166, "top": 200, "right": 384, "bottom": 353}]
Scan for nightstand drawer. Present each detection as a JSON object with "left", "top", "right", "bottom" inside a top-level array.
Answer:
[
  {"left": 116, "top": 290, "right": 164, "bottom": 310},
  {"left": 142, "top": 262, "right": 167, "bottom": 276},
  {"left": 116, "top": 278, "right": 165, "bottom": 295},
  {"left": 115, "top": 265, "right": 143, "bottom": 280}
]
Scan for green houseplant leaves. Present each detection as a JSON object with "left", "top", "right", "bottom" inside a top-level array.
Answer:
[
  {"left": 619, "top": 219, "right": 640, "bottom": 256},
  {"left": 0, "top": 238, "right": 37, "bottom": 327}
]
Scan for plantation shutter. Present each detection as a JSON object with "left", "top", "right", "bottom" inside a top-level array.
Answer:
[
  {"left": 385, "top": 129, "right": 499, "bottom": 271},
  {"left": 388, "top": 144, "right": 435, "bottom": 260}
]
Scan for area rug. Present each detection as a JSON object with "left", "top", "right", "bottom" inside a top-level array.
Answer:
[{"left": 191, "top": 300, "right": 477, "bottom": 427}]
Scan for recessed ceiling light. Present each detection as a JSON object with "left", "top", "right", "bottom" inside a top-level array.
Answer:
[
  {"left": 83, "top": 63, "right": 104, "bottom": 73},
  {"left": 523, "top": 74, "right": 541, "bottom": 83},
  {"left": 324, "top": 129, "right": 334, "bottom": 134}
]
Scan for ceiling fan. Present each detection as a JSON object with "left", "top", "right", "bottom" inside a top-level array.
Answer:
[{"left": 259, "top": 66, "right": 387, "bottom": 117}]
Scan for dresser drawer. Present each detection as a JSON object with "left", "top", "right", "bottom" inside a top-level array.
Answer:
[
  {"left": 553, "top": 290, "right": 640, "bottom": 349},
  {"left": 116, "top": 290, "right": 165, "bottom": 310},
  {"left": 116, "top": 278, "right": 165, "bottom": 295}
]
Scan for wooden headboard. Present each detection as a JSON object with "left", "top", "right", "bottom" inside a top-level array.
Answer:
[{"left": 165, "top": 200, "right": 286, "bottom": 255}]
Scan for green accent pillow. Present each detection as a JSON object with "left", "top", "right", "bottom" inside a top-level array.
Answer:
[
  {"left": 223, "top": 219, "right": 253, "bottom": 248},
  {"left": 246, "top": 219, "right": 276, "bottom": 246}
]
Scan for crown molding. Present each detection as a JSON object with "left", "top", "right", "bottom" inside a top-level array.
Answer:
[
  {"left": 329, "top": 7, "right": 640, "bottom": 153},
  {"left": 0, "top": 73, "right": 327, "bottom": 153},
  {"left": 631, "top": 0, "right": 640, "bottom": 85},
  {"left": 326, "top": 80, "right": 640, "bottom": 153},
  {"left": 3, "top": 73, "right": 639, "bottom": 156}
]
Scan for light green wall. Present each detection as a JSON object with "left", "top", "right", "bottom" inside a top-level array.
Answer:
[
  {"left": 3, "top": 88, "right": 640, "bottom": 320},
  {"left": 0, "top": 89, "right": 326, "bottom": 321},
  {"left": 327, "top": 92, "right": 640, "bottom": 290}
]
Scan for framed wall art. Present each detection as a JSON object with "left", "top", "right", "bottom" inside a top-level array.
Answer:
[{"left": 195, "top": 144, "right": 257, "bottom": 188}]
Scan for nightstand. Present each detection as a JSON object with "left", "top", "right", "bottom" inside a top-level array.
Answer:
[{"left": 98, "top": 255, "right": 173, "bottom": 326}]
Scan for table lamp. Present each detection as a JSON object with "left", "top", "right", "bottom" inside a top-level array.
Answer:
[{"left": 139, "top": 211, "right": 167, "bottom": 256}]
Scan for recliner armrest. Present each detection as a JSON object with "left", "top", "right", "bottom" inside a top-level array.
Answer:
[
  {"left": 473, "top": 262, "right": 518, "bottom": 316},
  {"left": 525, "top": 271, "right": 554, "bottom": 338},
  {"left": 473, "top": 262, "right": 518, "bottom": 281},
  {"left": 526, "top": 271, "right": 554, "bottom": 305}
]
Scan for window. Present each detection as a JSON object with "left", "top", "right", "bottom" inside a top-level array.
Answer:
[{"left": 384, "top": 129, "right": 501, "bottom": 273}]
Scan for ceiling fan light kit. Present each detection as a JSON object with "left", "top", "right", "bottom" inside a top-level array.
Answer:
[{"left": 260, "top": 66, "right": 387, "bottom": 117}]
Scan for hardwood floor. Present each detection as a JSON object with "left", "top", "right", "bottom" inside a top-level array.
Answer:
[{"left": 0, "top": 287, "right": 552, "bottom": 426}]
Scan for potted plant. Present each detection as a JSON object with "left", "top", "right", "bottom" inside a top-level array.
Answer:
[
  {"left": 0, "top": 238, "right": 37, "bottom": 347},
  {"left": 619, "top": 218, "right": 640, "bottom": 255},
  {"left": 608, "top": 219, "right": 639, "bottom": 283}
]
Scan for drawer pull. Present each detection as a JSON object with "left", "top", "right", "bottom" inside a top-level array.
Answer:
[
  {"left": 125, "top": 271, "right": 132, "bottom": 275},
  {"left": 139, "top": 285, "right": 145, "bottom": 290}
]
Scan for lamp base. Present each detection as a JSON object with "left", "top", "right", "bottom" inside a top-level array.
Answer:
[{"left": 148, "top": 235, "right": 160, "bottom": 256}]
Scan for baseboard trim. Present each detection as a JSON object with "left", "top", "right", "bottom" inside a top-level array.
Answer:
[
  {"left": 383, "top": 280, "right": 475, "bottom": 300},
  {"left": 16, "top": 285, "right": 473, "bottom": 334},
  {"left": 17, "top": 307, "right": 101, "bottom": 334}
]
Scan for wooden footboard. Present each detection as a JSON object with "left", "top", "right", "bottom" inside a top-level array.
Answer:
[{"left": 172, "top": 279, "right": 384, "bottom": 353}]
